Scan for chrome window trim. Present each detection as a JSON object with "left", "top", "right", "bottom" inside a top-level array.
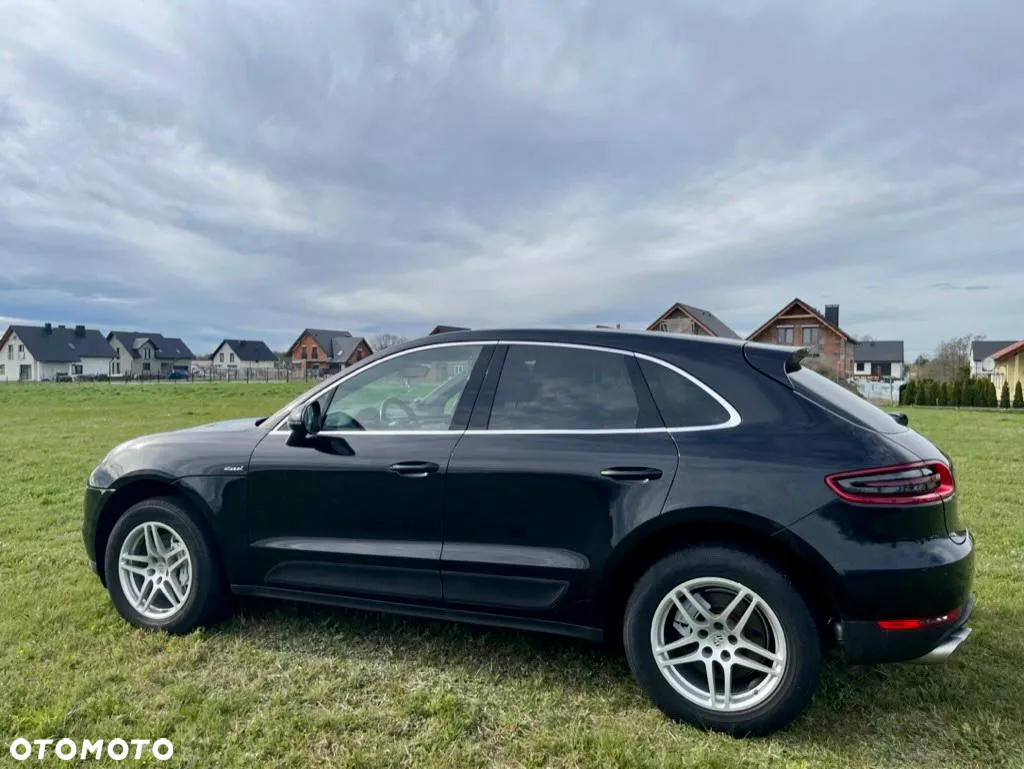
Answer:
[{"left": 271, "top": 339, "right": 741, "bottom": 436}]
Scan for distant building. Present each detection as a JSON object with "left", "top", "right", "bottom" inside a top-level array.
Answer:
[
  {"left": 853, "top": 341, "right": 905, "bottom": 380},
  {"left": 747, "top": 299, "right": 857, "bottom": 380},
  {"left": 970, "top": 339, "right": 1017, "bottom": 381},
  {"left": 992, "top": 341, "right": 1024, "bottom": 398},
  {"left": 0, "top": 323, "right": 113, "bottom": 382},
  {"left": 106, "top": 331, "right": 195, "bottom": 378},
  {"left": 429, "top": 325, "right": 470, "bottom": 335},
  {"left": 287, "top": 329, "right": 372, "bottom": 374},
  {"left": 210, "top": 339, "right": 277, "bottom": 372},
  {"left": 647, "top": 303, "right": 739, "bottom": 338}
]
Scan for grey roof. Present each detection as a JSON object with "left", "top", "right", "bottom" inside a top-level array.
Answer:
[
  {"left": 107, "top": 331, "right": 195, "bottom": 360},
  {"left": 655, "top": 303, "right": 740, "bottom": 339},
  {"left": 854, "top": 340, "right": 904, "bottom": 363},
  {"left": 5, "top": 324, "right": 113, "bottom": 362},
  {"left": 218, "top": 339, "right": 277, "bottom": 362},
  {"left": 971, "top": 340, "right": 1018, "bottom": 362}
]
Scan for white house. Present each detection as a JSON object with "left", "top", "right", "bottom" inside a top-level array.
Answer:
[
  {"left": 106, "top": 331, "right": 195, "bottom": 377},
  {"left": 210, "top": 339, "right": 277, "bottom": 373},
  {"left": 970, "top": 340, "right": 1017, "bottom": 381},
  {"left": 0, "top": 323, "right": 114, "bottom": 382},
  {"left": 852, "top": 340, "right": 905, "bottom": 380}
]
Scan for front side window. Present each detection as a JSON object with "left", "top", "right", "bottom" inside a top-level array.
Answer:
[
  {"left": 230, "top": 353, "right": 235, "bottom": 363},
  {"left": 777, "top": 326, "right": 794, "bottom": 345},
  {"left": 801, "top": 326, "right": 819, "bottom": 346},
  {"left": 321, "top": 344, "right": 485, "bottom": 432},
  {"left": 488, "top": 345, "right": 640, "bottom": 430}
]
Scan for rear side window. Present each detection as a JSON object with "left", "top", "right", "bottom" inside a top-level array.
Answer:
[
  {"left": 637, "top": 358, "right": 733, "bottom": 429},
  {"left": 488, "top": 345, "right": 640, "bottom": 430},
  {"left": 789, "top": 367, "right": 906, "bottom": 433}
]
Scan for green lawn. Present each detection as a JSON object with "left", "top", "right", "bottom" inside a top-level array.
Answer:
[{"left": 0, "top": 387, "right": 1022, "bottom": 768}]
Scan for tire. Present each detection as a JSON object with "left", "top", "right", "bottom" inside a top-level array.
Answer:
[
  {"left": 103, "top": 496, "right": 226, "bottom": 634},
  {"left": 623, "top": 546, "right": 821, "bottom": 736}
]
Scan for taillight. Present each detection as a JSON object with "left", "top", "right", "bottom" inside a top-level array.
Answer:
[
  {"left": 877, "top": 606, "right": 961, "bottom": 631},
  {"left": 825, "top": 461, "right": 955, "bottom": 505}
]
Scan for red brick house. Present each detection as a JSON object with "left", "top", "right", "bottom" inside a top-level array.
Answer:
[
  {"left": 647, "top": 303, "right": 740, "bottom": 338},
  {"left": 287, "top": 328, "right": 372, "bottom": 375},
  {"left": 747, "top": 299, "right": 857, "bottom": 379}
]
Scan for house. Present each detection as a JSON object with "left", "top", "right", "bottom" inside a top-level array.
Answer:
[
  {"left": 747, "top": 299, "right": 857, "bottom": 379},
  {"left": 429, "top": 325, "right": 470, "bottom": 335},
  {"left": 853, "top": 340, "right": 905, "bottom": 380},
  {"left": 287, "top": 328, "right": 372, "bottom": 374},
  {"left": 0, "top": 323, "right": 113, "bottom": 382},
  {"left": 106, "top": 331, "right": 195, "bottom": 377},
  {"left": 969, "top": 339, "right": 1017, "bottom": 381},
  {"left": 991, "top": 340, "right": 1024, "bottom": 399},
  {"left": 647, "top": 303, "right": 740, "bottom": 338},
  {"left": 210, "top": 339, "right": 277, "bottom": 372}
]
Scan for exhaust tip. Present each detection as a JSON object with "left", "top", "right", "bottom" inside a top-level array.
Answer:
[{"left": 912, "top": 627, "right": 972, "bottom": 664}]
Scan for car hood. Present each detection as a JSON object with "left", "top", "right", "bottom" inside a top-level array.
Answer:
[{"left": 90, "top": 418, "right": 268, "bottom": 487}]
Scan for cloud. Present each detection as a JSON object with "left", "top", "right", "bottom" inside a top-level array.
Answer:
[{"left": 1, "top": 0, "right": 1023, "bottom": 355}]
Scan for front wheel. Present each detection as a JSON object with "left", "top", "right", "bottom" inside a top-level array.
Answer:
[
  {"left": 623, "top": 546, "right": 822, "bottom": 736},
  {"left": 104, "top": 496, "right": 226, "bottom": 634}
]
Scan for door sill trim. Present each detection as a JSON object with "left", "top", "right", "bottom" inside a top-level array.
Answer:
[{"left": 230, "top": 584, "right": 603, "bottom": 642}]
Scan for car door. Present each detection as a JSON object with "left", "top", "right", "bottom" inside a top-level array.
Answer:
[
  {"left": 246, "top": 342, "right": 494, "bottom": 603},
  {"left": 441, "top": 342, "right": 680, "bottom": 627}
]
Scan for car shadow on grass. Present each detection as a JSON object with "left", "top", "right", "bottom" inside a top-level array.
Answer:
[{"left": 220, "top": 597, "right": 1024, "bottom": 758}]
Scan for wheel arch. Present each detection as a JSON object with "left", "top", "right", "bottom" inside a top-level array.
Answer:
[
  {"left": 93, "top": 475, "right": 219, "bottom": 586},
  {"left": 601, "top": 507, "right": 841, "bottom": 644}
]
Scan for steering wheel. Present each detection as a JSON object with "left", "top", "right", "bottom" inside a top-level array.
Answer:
[{"left": 379, "top": 396, "right": 421, "bottom": 428}]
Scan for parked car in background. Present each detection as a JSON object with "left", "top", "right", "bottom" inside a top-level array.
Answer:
[
  {"left": 167, "top": 369, "right": 189, "bottom": 381},
  {"left": 83, "top": 329, "right": 974, "bottom": 736}
]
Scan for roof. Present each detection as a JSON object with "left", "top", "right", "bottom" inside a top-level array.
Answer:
[
  {"left": 216, "top": 339, "right": 277, "bottom": 362},
  {"left": 992, "top": 340, "right": 1024, "bottom": 361},
  {"left": 648, "top": 303, "right": 740, "bottom": 339},
  {"left": 107, "top": 331, "right": 195, "bottom": 360},
  {"left": 289, "top": 328, "right": 369, "bottom": 362},
  {"left": 746, "top": 298, "right": 856, "bottom": 343},
  {"left": 430, "top": 325, "right": 470, "bottom": 335},
  {"left": 854, "top": 340, "right": 904, "bottom": 363},
  {"left": 3, "top": 324, "right": 113, "bottom": 362},
  {"left": 970, "top": 340, "right": 1018, "bottom": 362}
]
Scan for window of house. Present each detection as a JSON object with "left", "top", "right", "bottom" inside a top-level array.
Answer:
[
  {"left": 321, "top": 345, "right": 485, "bottom": 432},
  {"left": 219, "top": 353, "right": 225, "bottom": 363},
  {"left": 229, "top": 353, "right": 235, "bottom": 363},
  {"left": 776, "top": 326, "right": 795, "bottom": 345},
  {"left": 0, "top": 364, "right": 4, "bottom": 376},
  {"left": 18, "top": 344, "right": 23, "bottom": 353},
  {"left": 488, "top": 345, "right": 641, "bottom": 430},
  {"left": 72, "top": 364, "right": 83, "bottom": 375},
  {"left": 143, "top": 347, "right": 151, "bottom": 360},
  {"left": 311, "top": 346, "right": 318, "bottom": 360},
  {"left": 143, "top": 362, "right": 151, "bottom": 372},
  {"left": 637, "top": 358, "right": 732, "bottom": 428},
  {"left": 6, "top": 345, "right": 11, "bottom": 359},
  {"left": 801, "top": 326, "right": 819, "bottom": 346},
  {"left": 300, "top": 346, "right": 307, "bottom": 359}
]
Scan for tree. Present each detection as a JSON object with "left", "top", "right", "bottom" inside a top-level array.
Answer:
[
  {"left": 938, "top": 381, "right": 950, "bottom": 407},
  {"left": 902, "top": 380, "right": 916, "bottom": 406},
  {"left": 370, "top": 333, "right": 408, "bottom": 352},
  {"left": 951, "top": 379, "right": 963, "bottom": 407},
  {"left": 1015, "top": 381, "right": 1024, "bottom": 409},
  {"left": 923, "top": 334, "right": 984, "bottom": 382},
  {"left": 915, "top": 379, "right": 932, "bottom": 406},
  {"left": 987, "top": 380, "right": 999, "bottom": 408},
  {"left": 1000, "top": 381, "right": 1011, "bottom": 408}
]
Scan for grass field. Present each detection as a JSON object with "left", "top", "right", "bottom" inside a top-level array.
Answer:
[{"left": 1, "top": 384, "right": 1022, "bottom": 768}]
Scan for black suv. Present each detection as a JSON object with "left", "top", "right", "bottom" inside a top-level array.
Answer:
[{"left": 83, "top": 329, "right": 974, "bottom": 735}]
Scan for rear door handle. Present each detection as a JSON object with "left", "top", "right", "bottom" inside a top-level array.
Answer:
[
  {"left": 389, "top": 461, "right": 440, "bottom": 478},
  {"left": 600, "top": 467, "right": 664, "bottom": 482}
]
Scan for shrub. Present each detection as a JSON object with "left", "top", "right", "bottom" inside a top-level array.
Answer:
[
  {"left": 938, "top": 381, "right": 950, "bottom": 407},
  {"left": 915, "top": 379, "right": 930, "bottom": 406},
  {"left": 951, "top": 380, "right": 963, "bottom": 407},
  {"left": 1015, "top": 381, "right": 1024, "bottom": 409},
  {"left": 1000, "top": 381, "right": 1011, "bottom": 409},
  {"left": 902, "top": 380, "right": 916, "bottom": 406}
]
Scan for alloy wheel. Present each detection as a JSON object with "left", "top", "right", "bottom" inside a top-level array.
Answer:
[
  {"left": 117, "top": 522, "right": 193, "bottom": 620},
  {"left": 649, "top": 577, "right": 787, "bottom": 712}
]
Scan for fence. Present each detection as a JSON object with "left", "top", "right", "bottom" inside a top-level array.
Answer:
[
  {"left": 2, "top": 367, "right": 328, "bottom": 385},
  {"left": 852, "top": 379, "right": 904, "bottom": 405}
]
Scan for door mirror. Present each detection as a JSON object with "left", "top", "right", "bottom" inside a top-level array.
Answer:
[
  {"left": 287, "top": 401, "right": 322, "bottom": 437},
  {"left": 888, "top": 411, "right": 909, "bottom": 426}
]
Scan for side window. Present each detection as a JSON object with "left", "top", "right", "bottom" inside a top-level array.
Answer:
[
  {"left": 322, "top": 345, "right": 484, "bottom": 432},
  {"left": 637, "top": 358, "right": 732, "bottom": 429},
  {"left": 488, "top": 345, "right": 640, "bottom": 430}
]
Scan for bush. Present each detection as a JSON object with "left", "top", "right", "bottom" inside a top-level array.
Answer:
[
  {"left": 902, "top": 380, "right": 916, "bottom": 406},
  {"left": 951, "top": 380, "right": 963, "bottom": 407},
  {"left": 938, "top": 381, "right": 950, "bottom": 407},
  {"left": 1000, "top": 381, "right": 1011, "bottom": 409},
  {"left": 988, "top": 380, "right": 999, "bottom": 408},
  {"left": 915, "top": 379, "right": 930, "bottom": 406},
  {"left": 1015, "top": 381, "right": 1024, "bottom": 409}
]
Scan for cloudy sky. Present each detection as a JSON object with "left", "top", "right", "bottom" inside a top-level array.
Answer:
[{"left": 2, "top": 0, "right": 1023, "bottom": 356}]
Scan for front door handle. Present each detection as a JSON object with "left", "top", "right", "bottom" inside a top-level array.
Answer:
[
  {"left": 389, "top": 461, "right": 440, "bottom": 478},
  {"left": 600, "top": 466, "right": 663, "bottom": 482}
]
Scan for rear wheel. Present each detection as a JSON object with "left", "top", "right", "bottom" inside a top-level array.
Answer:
[
  {"left": 104, "top": 496, "right": 226, "bottom": 634},
  {"left": 623, "top": 546, "right": 821, "bottom": 736}
]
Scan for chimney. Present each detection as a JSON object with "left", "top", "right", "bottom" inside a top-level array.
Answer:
[
  {"left": 58, "top": 324, "right": 66, "bottom": 329},
  {"left": 824, "top": 304, "right": 840, "bottom": 328},
  {"left": 44, "top": 323, "right": 52, "bottom": 334},
  {"left": 74, "top": 324, "right": 86, "bottom": 338}
]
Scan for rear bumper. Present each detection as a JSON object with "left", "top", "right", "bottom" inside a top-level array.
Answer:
[{"left": 840, "top": 592, "right": 975, "bottom": 665}]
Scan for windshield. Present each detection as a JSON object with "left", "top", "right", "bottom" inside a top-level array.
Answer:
[{"left": 789, "top": 367, "right": 906, "bottom": 434}]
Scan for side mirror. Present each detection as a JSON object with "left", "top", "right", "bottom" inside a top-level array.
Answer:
[
  {"left": 888, "top": 411, "right": 909, "bottom": 426},
  {"left": 287, "top": 401, "right": 322, "bottom": 437}
]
